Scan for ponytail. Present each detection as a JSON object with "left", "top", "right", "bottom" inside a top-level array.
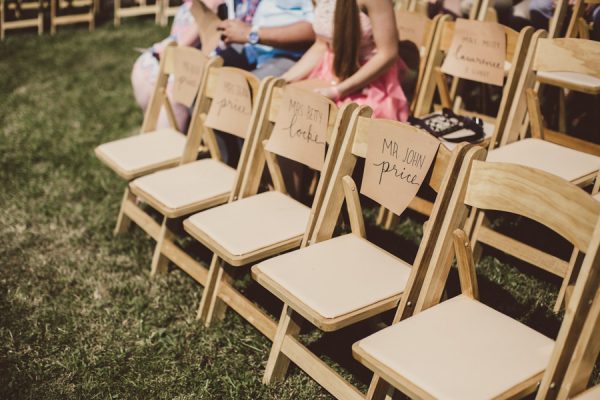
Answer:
[{"left": 332, "top": 0, "right": 361, "bottom": 80}]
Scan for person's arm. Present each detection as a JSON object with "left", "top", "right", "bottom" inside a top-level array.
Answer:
[
  {"left": 315, "top": 0, "right": 399, "bottom": 99},
  {"left": 280, "top": 39, "right": 328, "bottom": 82},
  {"left": 218, "top": 20, "right": 315, "bottom": 49}
]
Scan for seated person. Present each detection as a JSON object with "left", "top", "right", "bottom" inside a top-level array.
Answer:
[
  {"left": 216, "top": 0, "right": 316, "bottom": 79},
  {"left": 131, "top": 0, "right": 215, "bottom": 131},
  {"left": 281, "top": 0, "right": 408, "bottom": 121}
]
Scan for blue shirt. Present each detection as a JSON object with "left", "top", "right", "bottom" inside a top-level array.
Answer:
[{"left": 239, "top": 0, "right": 314, "bottom": 66}]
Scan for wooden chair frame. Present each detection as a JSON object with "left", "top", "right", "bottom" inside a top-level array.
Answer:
[
  {"left": 122, "top": 67, "right": 261, "bottom": 281},
  {"left": 377, "top": 20, "right": 533, "bottom": 228},
  {"left": 469, "top": 35, "right": 600, "bottom": 312},
  {"left": 178, "top": 79, "right": 354, "bottom": 341},
  {"left": 100, "top": 46, "right": 221, "bottom": 234},
  {"left": 159, "top": 0, "right": 180, "bottom": 26},
  {"left": 566, "top": 0, "right": 600, "bottom": 38},
  {"left": 0, "top": 0, "right": 43, "bottom": 40},
  {"left": 114, "top": 0, "right": 161, "bottom": 27},
  {"left": 354, "top": 159, "right": 600, "bottom": 400},
  {"left": 528, "top": 37, "right": 600, "bottom": 156},
  {"left": 252, "top": 105, "right": 482, "bottom": 400},
  {"left": 50, "top": 0, "right": 95, "bottom": 34},
  {"left": 395, "top": 9, "right": 444, "bottom": 116}
]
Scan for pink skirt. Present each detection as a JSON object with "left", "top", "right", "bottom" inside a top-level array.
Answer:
[{"left": 308, "top": 49, "right": 409, "bottom": 122}]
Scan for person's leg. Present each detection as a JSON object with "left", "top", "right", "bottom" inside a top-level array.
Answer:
[
  {"left": 251, "top": 57, "right": 296, "bottom": 80},
  {"left": 590, "top": 6, "right": 600, "bottom": 41},
  {"left": 492, "top": 0, "right": 514, "bottom": 26},
  {"left": 529, "top": 0, "right": 554, "bottom": 29},
  {"left": 216, "top": 44, "right": 256, "bottom": 70}
]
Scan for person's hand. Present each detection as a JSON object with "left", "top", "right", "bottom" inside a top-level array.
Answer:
[
  {"left": 217, "top": 20, "right": 252, "bottom": 44},
  {"left": 313, "top": 85, "right": 341, "bottom": 100}
]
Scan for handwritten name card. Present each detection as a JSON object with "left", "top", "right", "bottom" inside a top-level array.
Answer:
[
  {"left": 361, "top": 120, "right": 440, "bottom": 216},
  {"left": 396, "top": 10, "right": 428, "bottom": 48},
  {"left": 190, "top": 0, "right": 222, "bottom": 56},
  {"left": 172, "top": 47, "right": 206, "bottom": 108},
  {"left": 204, "top": 70, "right": 253, "bottom": 138},
  {"left": 266, "top": 86, "right": 330, "bottom": 171},
  {"left": 441, "top": 19, "right": 506, "bottom": 86}
]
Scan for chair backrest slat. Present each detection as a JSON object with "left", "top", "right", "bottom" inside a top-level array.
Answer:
[
  {"left": 465, "top": 161, "right": 600, "bottom": 251},
  {"left": 533, "top": 38, "right": 600, "bottom": 79}
]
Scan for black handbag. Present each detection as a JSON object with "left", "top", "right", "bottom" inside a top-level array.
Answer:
[{"left": 408, "top": 108, "right": 485, "bottom": 143}]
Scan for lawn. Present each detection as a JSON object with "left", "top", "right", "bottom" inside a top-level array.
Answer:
[{"left": 0, "top": 21, "right": 596, "bottom": 399}]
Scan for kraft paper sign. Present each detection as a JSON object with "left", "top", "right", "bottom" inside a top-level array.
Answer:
[
  {"left": 190, "top": 0, "right": 222, "bottom": 56},
  {"left": 266, "top": 86, "right": 330, "bottom": 171},
  {"left": 441, "top": 19, "right": 506, "bottom": 86},
  {"left": 204, "top": 70, "right": 253, "bottom": 138},
  {"left": 396, "top": 10, "right": 428, "bottom": 48},
  {"left": 361, "top": 121, "right": 440, "bottom": 216},
  {"left": 172, "top": 48, "right": 206, "bottom": 108}
]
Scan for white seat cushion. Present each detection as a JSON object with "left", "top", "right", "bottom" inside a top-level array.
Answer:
[
  {"left": 487, "top": 138, "right": 600, "bottom": 182},
  {"left": 254, "top": 234, "right": 412, "bottom": 319},
  {"left": 130, "top": 159, "right": 236, "bottom": 217},
  {"left": 537, "top": 71, "right": 600, "bottom": 93},
  {"left": 95, "top": 128, "right": 186, "bottom": 180},
  {"left": 573, "top": 385, "right": 600, "bottom": 400},
  {"left": 354, "top": 295, "right": 554, "bottom": 400},
  {"left": 185, "top": 191, "right": 311, "bottom": 257}
]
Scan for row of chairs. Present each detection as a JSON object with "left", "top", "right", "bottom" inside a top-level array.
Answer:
[
  {"left": 0, "top": 0, "right": 95, "bottom": 39},
  {"left": 0, "top": 0, "right": 179, "bottom": 39},
  {"left": 390, "top": 11, "right": 600, "bottom": 312},
  {"left": 94, "top": 30, "right": 600, "bottom": 398}
]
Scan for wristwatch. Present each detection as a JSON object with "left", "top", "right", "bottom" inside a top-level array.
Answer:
[{"left": 247, "top": 26, "right": 260, "bottom": 45}]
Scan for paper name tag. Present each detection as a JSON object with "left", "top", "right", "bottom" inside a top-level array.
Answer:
[
  {"left": 190, "top": 0, "right": 222, "bottom": 56},
  {"left": 204, "top": 69, "right": 253, "bottom": 138},
  {"left": 172, "top": 47, "right": 206, "bottom": 108},
  {"left": 396, "top": 10, "right": 428, "bottom": 48},
  {"left": 266, "top": 86, "right": 330, "bottom": 171},
  {"left": 361, "top": 120, "right": 440, "bottom": 216},
  {"left": 441, "top": 19, "right": 506, "bottom": 86}
]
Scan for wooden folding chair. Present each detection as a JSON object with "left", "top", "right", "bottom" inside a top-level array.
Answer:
[
  {"left": 476, "top": 36, "right": 600, "bottom": 311},
  {"left": 50, "top": 0, "right": 95, "bottom": 34},
  {"left": 113, "top": 0, "right": 160, "bottom": 27},
  {"left": 566, "top": 0, "right": 600, "bottom": 38},
  {"left": 0, "top": 0, "right": 43, "bottom": 40},
  {"left": 251, "top": 104, "right": 481, "bottom": 399},
  {"left": 382, "top": 19, "right": 533, "bottom": 224},
  {"left": 181, "top": 79, "right": 356, "bottom": 338},
  {"left": 525, "top": 38, "right": 600, "bottom": 155},
  {"left": 353, "top": 159, "right": 600, "bottom": 400},
  {"left": 158, "top": 0, "right": 180, "bottom": 26},
  {"left": 127, "top": 68, "right": 263, "bottom": 277},
  {"left": 543, "top": 261, "right": 600, "bottom": 400},
  {"left": 95, "top": 45, "right": 221, "bottom": 232},
  {"left": 395, "top": 9, "right": 443, "bottom": 114}
]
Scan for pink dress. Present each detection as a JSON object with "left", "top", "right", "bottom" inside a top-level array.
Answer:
[{"left": 308, "top": 0, "right": 409, "bottom": 121}]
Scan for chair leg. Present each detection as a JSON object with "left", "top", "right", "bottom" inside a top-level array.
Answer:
[
  {"left": 469, "top": 210, "right": 488, "bottom": 265},
  {"left": 114, "top": 187, "right": 134, "bottom": 235},
  {"left": 383, "top": 210, "right": 397, "bottom": 230},
  {"left": 263, "top": 304, "right": 301, "bottom": 384},
  {"left": 554, "top": 248, "right": 584, "bottom": 313},
  {"left": 196, "top": 254, "right": 228, "bottom": 326},
  {"left": 366, "top": 375, "right": 394, "bottom": 400},
  {"left": 150, "top": 217, "right": 174, "bottom": 277},
  {"left": 375, "top": 206, "right": 387, "bottom": 226}
]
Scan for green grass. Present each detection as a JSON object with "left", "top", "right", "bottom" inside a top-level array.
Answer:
[{"left": 0, "top": 21, "right": 596, "bottom": 399}]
